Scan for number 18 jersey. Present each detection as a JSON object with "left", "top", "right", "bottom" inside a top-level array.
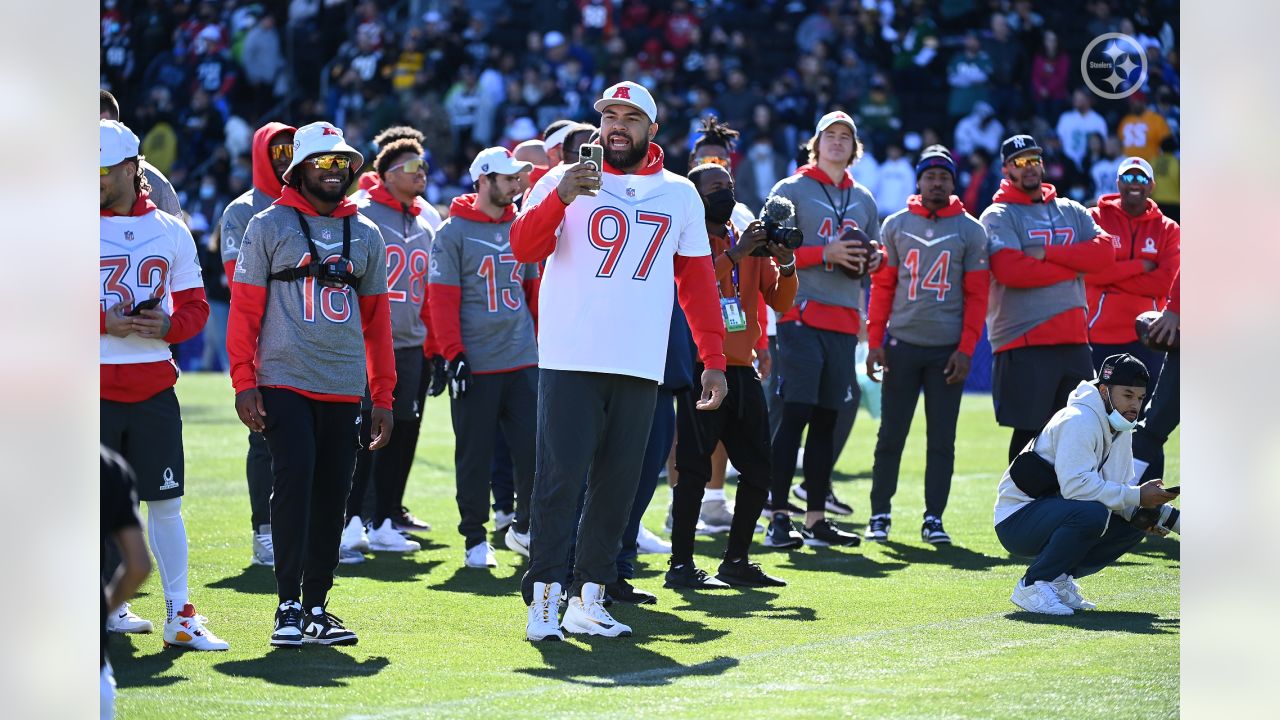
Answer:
[{"left": 524, "top": 152, "right": 710, "bottom": 382}]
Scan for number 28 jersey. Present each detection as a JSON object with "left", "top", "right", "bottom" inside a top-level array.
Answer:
[
  {"left": 100, "top": 209, "right": 203, "bottom": 365},
  {"left": 523, "top": 155, "right": 711, "bottom": 382}
]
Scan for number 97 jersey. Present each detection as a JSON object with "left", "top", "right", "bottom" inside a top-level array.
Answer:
[
  {"left": 878, "top": 203, "right": 988, "bottom": 348},
  {"left": 100, "top": 209, "right": 204, "bottom": 365}
]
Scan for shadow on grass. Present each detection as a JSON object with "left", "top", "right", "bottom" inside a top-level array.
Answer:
[
  {"left": 208, "top": 565, "right": 277, "bottom": 595},
  {"left": 514, "top": 605, "right": 737, "bottom": 687},
  {"left": 1131, "top": 536, "right": 1180, "bottom": 563},
  {"left": 110, "top": 634, "right": 186, "bottom": 688},
  {"left": 338, "top": 556, "right": 443, "bottom": 583},
  {"left": 212, "top": 646, "right": 390, "bottom": 687},
  {"left": 1005, "top": 610, "right": 1179, "bottom": 634},
  {"left": 829, "top": 469, "right": 873, "bottom": 482},
  {"left": 774, "top": 546, "right": 908, "bottom": 577},
  {"left": 430, "top": 564, "right": 519, "bottom": 597},
  {"left": 880, "top": 541, "right": 1020, "bottom": 572},
  {"left": 667, "top": 586, "right": 817, "bottom": 622}
]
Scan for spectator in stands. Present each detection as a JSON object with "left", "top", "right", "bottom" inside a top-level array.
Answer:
[
  {"left": 954, "top": 100, "right": 1003, "bottom": 157},
  {"left": 1030, "top": 30, "right": 1069, "bottom": 120},
  {"left": 1151, "top": 137, "right": 1180, "bottom": 223},
  {"left": 1118, "top": 92, "right": 1172, "bottom": 162},
  {"left": 1056, "top": 91, "right": 1109, "bottom": 174},
  {"left": 875, "top": 141, "right": 916, "bottom": 220},
  {"left": 1091, "top": 136, "right": 1124, "bottom": 202},
  {"left": 946, "top": 32, "right": 993, "bottom": 119},
  {"left": 960, "top": 147, "right": 1000, "bottom": 218}
]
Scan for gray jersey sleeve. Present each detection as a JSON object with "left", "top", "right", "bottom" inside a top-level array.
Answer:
[
  {"left": 142, "top": 162, "right": 182, "bottom": 218},
  {"left": 962, "top": 217, "right": 990, "bottom": 272},
  {"left": 980, "top": 205, "right": 1021, "bottom": 254},
  {"left": 233, "top": 215, "right": 273, "bottom": 288},
  {"left": 219, "top": 200, "right": 253, "bottom": 264},
  {"left": 879, "top": 213, "right": 901, "bottom": 267}
]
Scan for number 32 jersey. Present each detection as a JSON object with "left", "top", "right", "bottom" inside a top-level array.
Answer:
[
  {"left": 523, "top": 153, "right": 710, "bottom": 382},
  {"left": 100, "top": 208, "right": 203, "bottom": 365}
]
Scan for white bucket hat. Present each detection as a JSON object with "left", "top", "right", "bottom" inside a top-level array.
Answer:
[{"left": 282, "top": 121, "right": 364, "bottom": 183}]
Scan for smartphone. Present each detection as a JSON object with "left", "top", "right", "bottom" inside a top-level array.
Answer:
[
  {"left": 579, "top": 143, "right": 604, "bottom": 172},
  {"left": 126, "top": 297, "right": 163, "bottom": 316},
  {"left": 1163, "top": 485, "right": 1180, "bottom": 495}
]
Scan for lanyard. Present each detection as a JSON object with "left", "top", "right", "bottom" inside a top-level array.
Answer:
[
  {"left": 294, "top": 208, "right": 351, "bottom": 264},
  {"left": 722, "top": 226, "right": 740, "bottom": 298},
  {"left": 817, "top": 180, "right": 852, "bottom": 232}
]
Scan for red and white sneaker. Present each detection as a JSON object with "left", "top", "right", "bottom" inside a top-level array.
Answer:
[{"left": 163, "top": 603, "right": 230, "bottom": 651}]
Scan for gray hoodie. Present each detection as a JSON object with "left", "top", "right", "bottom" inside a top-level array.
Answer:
[{"left": 994, "top": 380, "right": 1139, "bottom": 526}]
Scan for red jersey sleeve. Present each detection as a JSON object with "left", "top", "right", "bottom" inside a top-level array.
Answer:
[
  {"left": 989, "top": 248, "right": 1078, "bottom": 288},
  {"left": 674, "top": 254, "right": 727, "bottom": 372},
  {"left": 427, "top": 283, "right": 465, "bottom": 360},
  {"left": 163, "top": 287, "right": 210, "bottom": 344},
  {"left": 959, "top": 270, "right": 990, "bottom": 355},
  {"left": 510, "top": 193, "right": 567, "bottom": 263},
  {"left": 866, "top": 263, "right": 897, "bottom": 349},
  {"left": 1042, "top": 235, "right": 1115, "bottom": 273},
  {"left": 358, "top": 294, "right": 397, "bottom": 410},
  {"left": 227, "top": 282, "right": 267, "bottom": 394}
]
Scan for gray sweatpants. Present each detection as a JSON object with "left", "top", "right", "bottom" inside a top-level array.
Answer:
[{"left": 521, "top": 369, "right": 657, "bottom": 603}]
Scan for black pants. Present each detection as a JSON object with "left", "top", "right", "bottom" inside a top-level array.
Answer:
[
  {"left": 521, "top": 369, "right": 657, "bottom": 603},
  {"left": 260, "top": 387, "right": 360, "bottom": 608},
  {"left": 450, "top": 367, "right": 537, "bottom": 548},
  {"left": 671, "top": 366, "right": 772, "bottom": 565},
  {"left": 870, "top": 340, "right": 964, "bottom": 519},
  {"left": 247, "top": 431, "right": 273, "bottom": 531},
  {"left": 346, "top": 348, "right": 425, "bottom": 525},
  {"left": 1132, "top": 350, "right": 1179, "bottom": 482}
]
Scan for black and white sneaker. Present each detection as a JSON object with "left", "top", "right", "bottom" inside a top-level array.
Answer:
[
  {"left": 763, "top": 512, "right": 804, "bottom": 549},
  {"left": 270, "top": 600, "right": 304, "bottom": 648},
  {"left": 606, "top": 577, "right": 657, "bottom": 605},
  {"left": 716, "top": 557, "right": 786, "bottom": 587},
  {"left": 664, "top": 561, "right": 731, "bottom": 589},
  {"left": 392, "top": 506, "right": 431, "bottom": 534},
  {"left": 921, "top": 516, "right": 952, "bottom": 545},
  {"left": 762, "top": 499, "right": 805, "bottom": 517},
  {"left": 800, "top": 518, "right": 861, "bottom": 547},
  {"left": 793, "top": 486, "right": 854, "bottom": 516},
  {"left": 303, "top": 607, "right": 359, "bottom": 646},
  {"left": 866, "top": 514, "right": 891, "bottom": 543}
]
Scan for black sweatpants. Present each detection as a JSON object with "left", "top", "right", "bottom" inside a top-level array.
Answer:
[
  {"left": 521, "top": 369, "right": 657, "bottom": 603},
  {"left": 260, "top": 387, "right": 360, "bottom": 608},
  {"left": 671, "top": 365, "right": 772, "bottom": 566},
  {"left": 346, "top": 348, "right": 425, "bottom": 525},
  {"left": 246, "top": 431, "right": 272, "bottom": 531},
  {"left": 869, "top": 339, "right": 964, "bottom": 519},
  {"left": 1132, "top": 349, "right": 1179, "bottom": 482},
  {"left": 450, "top": 367, "right": 537, "bottom": 548}
]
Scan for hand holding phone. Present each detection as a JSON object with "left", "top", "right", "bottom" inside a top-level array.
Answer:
[
  {"left": 555, "top": 145, "right": 604, "bottom": 204},
  {"left": 126, "top": 297, "right": 163, "bottom": 317}
]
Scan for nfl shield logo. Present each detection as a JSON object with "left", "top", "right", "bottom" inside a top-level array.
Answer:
[
  {"left": 925, "top": 229, "right": 933, "bottom": 239},
  {"left": 322, "top": 228, "right": 333, "bottom": 240},
  {"left": 124, "top": 230, "right": 134, "bottom": 241},
  {"left": 626, "top": 188, "right": 635, "bottom": 198}
]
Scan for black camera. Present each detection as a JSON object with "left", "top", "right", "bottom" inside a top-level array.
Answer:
[
  {"left": 319, "top": 261, "right": 350, "bottom": 288},
  {"left": 751, "top": 195, "right": 804, "bottom": 256}
]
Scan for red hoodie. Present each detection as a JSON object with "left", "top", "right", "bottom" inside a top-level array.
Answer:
[
  {"left": 1085, "top": 194, "right": 1180, "bottom": 343},
  {"left": 101, "top": 191, "right": 211, "bottom": 402},
  {"left": 511, "top": 143, "right": 727, "bottom": 371},
  {"left": 223, "top": 122, "right": 294, "bottom": 280},
  {"left": 866, "top": 195, "right": 989, "bottom": 355},
  {"left": 987, "top": 180, "right": 1114, "bottom": 351},
  {"left": 428, "top": 194, "right": 541, "bottom": 368}
]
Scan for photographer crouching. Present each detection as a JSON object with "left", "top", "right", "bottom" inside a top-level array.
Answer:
[
  {"left": 994, "top": 353, "right": 1179, "bottom": 615},
  {"left": 664, "top": 163, "right": 798, "bottom": 589}
]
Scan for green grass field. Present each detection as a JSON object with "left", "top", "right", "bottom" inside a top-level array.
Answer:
[{"left": 113, "top": 373, "right": 1179, "bottom": 719}]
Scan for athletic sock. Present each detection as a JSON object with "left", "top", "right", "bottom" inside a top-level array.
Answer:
[
  {"left": 145, "top": 498, "right": 189, "bottom": 618},
  {"left": 703, "top": 487, "right": 726, "bottom": 502}
]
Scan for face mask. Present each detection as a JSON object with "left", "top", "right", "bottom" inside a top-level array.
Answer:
[
  {"left": 703, "top": 187, "right": 736, "bottom": 225},
  {"left": 200, "top": 183, "right": 216, "bottom": 200},
  {"left": 1101, "top": 387, "right": 1138, "bottom": 432}
]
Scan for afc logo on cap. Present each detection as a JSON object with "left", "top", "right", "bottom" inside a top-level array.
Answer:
[
  {"left": 322, "top": 127, "right": 340, "bottom": 136},
  {"left": 613, "top": 86, "right": 632, "bottom": 99}
]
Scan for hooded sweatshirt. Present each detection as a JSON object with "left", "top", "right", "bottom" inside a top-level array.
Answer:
[
  {"left": 993, "top": 380, "right": 1139, "bottom": 527},
  {"left": 101, "top": 192, "right": 210, "bottom": 402},
  {"left": 220, "top": 122, "right": 295, "bottom": 278},
  {"left": 427, "top": 193, "right": 539, "bottom": 373},
  {"left": 1085, "top": 194, "right": 1180, "bottom": 344},
  {"left": 767, "top": 164, "right": 882, "bottom": 335},
  {"left": 980, "top": 180, "right": 1114, "bottom": 351},
  {"left": 868, "top": 195, "right": 989, "bottom": 353}
]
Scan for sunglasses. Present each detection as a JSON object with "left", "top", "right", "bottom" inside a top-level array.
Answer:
[
  {"left": 270, "top": 144, "right": 294, "bottom": 161},
  {"left": 99, "top": 166, "right": 111, "bottom": 176},
  {"left": 1119, "top": 172, "right": 1151, "bottom": 185},
  {"left": 696, "top": 156, "right": 730, "bottom": 168},
  {"left": 389, "top": 157, "right": 427, "bottom": 174},
  {"left": 309, "top": 154, "right": 351, "bottom": 170},
  {"left": 1008, "top": 155, "right": 1043, "bottom": 169}
]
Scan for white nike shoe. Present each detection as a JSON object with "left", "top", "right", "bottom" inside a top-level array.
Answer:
[
  {"left": 561, "top": 582, "right": 633, "bottom": 638},
  {"left": 340, "top": 515, "right": 370, "bottom": 553},
  {"left": 465, "top": 542, "right": 498, "bottom": 568},
  {"left": 494, "top": 509, "right": 516, "bottom": 533},
  {"left": 106, "top": 603, "right": 153, "bottom": 634},
  {"left": 1052, "top": 574, "right": 1098, "bottom": 611},
  {"left": 1010, "top": 579, "right": 1074, "bottom": 616},
  {"left": 368, "top": 518, "right": 421, "bottom": 552},
  {"left": 338, "top": 546, "right": 367, "bottom": 564},
  {"left": 635, "top": 525, "right": 671, "bottom": 554},
  {"left": 163, "top": 603, "right": 230, "bottom": 650},
  {"left": 526, "top": 582, "right": 564, "bottom": 642},
  {"left": 251, "top": 525, "right": 275, "bottom": 567},
  {"left": 504, "top": 526, "right": 530, "bottom": 558}
]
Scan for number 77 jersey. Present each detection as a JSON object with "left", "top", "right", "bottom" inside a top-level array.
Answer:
[
  {"left": 877, "top": 198, "right": 989, "bottom": 348},
  {"left": 522, "top": 151, "right": 710, "bottom": 382}
]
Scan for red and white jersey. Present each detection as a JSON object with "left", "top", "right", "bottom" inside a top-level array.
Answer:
[
  {"left": 523, "top": 154, "right": 710, "bottom": 382},
  {"left": 100, "top": 209, "right": 203, "bottom": 364}
]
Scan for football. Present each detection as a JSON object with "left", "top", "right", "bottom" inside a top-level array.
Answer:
[
  {"left": 837, "top": 226, "right": 877, "bottom": 280},
  {"left": 1135, "top": 310, "right": 1179, "bottom": 352}
]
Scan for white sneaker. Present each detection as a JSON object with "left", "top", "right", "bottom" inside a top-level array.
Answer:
[
  {"left": 664, "top": 502, "right": 708, "bottom": 535},
  {"left": 725, "top": 461, "right": 741, "bottom": 478},
  {"left": 562, "top": 582, "right": 632, "bottom": 638},
  {"left": 106, "top": 603, "right": 153, "bottom": 634},
  {"left": 368, "top": 518, "right": 421, "bottom": 552},
  {"left": 251, "top": 525, "right": 274, "bottom": 567},
  {"left": 494, "top": 509, "right": 516, "bottom": 533},
  {"left": 1010, "top": 579, "right": 1075, "bottom": 616},
  {"left": 635, "top": 525, "right": 671, "bottom": 554},
  {"left": 341, "top": 515, "right": 370, "bottom": 553},
  {"left": 526, "top": 581, "right": 564, "bottom": 641},
  {"left": 163, "top": 603, "right": 230, "bottom": 650},
  {"left": 338, "top": 546, "right": 366, "bottom": 564},
  {"left": 699, "top": 497, "right": 735, "bottom": 533},
  {"left": 1052, "top": 574, "right": 1097, "bottom": 610},
  {"left": 465, "top": 542, "right": 498, "bottom": 568},
  {"left": 504, "top": 526, "right": 530, "bottom": 558}
]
